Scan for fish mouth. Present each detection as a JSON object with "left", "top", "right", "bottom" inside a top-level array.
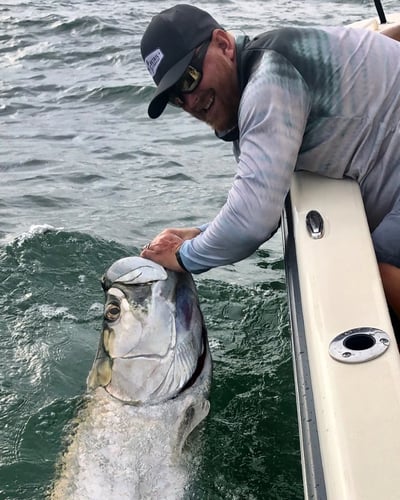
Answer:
[
  {"left": 87, "top": 256, "right": 208, "bottom": 405},
  {"left": 88, "top": 324, "right": 209, "bottom": 405}
]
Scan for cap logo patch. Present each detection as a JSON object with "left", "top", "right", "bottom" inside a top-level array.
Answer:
[{"left": 145, "top": 49, "right": 164, "bottom": 77}]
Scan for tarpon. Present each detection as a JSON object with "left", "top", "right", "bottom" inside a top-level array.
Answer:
[{"left": 51, "top": 256, "right": 211, "bottom": 499}]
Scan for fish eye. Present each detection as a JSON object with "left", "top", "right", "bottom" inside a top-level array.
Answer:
[{"left": 104, "top": 302, "right": 120, "bottom": 321}]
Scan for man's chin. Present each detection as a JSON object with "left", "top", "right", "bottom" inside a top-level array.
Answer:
[
  {"left": 197, "top": 108, "right": 238, "bottom": 135},
  {"left": 214, "top": 121, "right": 238, "bottom": 136}
]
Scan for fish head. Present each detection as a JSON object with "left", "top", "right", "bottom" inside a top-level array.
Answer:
[{"left": 87, "top": 256, "right": 207, "bottom": 405}]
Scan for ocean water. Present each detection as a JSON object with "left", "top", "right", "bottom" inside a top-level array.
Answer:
[{"left": 1, "top": 0, "right": 397, "bottom": 498}]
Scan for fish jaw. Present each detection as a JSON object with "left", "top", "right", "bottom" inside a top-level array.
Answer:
[{"left": 87, "top": 257, "right": 208, "bottom": 405}]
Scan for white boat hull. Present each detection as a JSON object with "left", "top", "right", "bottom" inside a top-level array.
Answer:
[
  {"left": 283, "top": 172, "right": 400, "bottom": 500},
  {"left": 349, "top": 12, "right": 400, "bottom": 31}
]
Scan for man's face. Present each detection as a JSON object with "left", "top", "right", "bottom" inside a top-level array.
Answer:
[{"left": 177, "top": 31, "right": 240, "bottom": 134}]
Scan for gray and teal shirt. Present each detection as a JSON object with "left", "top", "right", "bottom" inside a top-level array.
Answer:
[{"left": 179, "top": 26, "right": 400, "bottom": 273}]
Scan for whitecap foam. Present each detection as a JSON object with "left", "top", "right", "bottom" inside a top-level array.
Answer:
[{"left": 1, "top": 224, "right": 63, "bottom": 247}]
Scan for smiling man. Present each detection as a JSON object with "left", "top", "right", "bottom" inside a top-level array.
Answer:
[{"left": 140, "top": 4, "right": 400, "bottom": 320}]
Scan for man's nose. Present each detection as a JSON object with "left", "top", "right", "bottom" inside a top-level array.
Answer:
[{"left": 183, "top": 91, "right": 199, "bottom": 111}]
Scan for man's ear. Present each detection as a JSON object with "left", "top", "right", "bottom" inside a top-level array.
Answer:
[{"left": 212, "top": 29, "right": 236, "bottom": 59}]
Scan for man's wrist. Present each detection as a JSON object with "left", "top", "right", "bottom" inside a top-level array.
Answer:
[{"left": 175, "top": 248, "right": 188, "bottom": 272}]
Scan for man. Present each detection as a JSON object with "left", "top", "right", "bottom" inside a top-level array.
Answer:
[{"left": 140, "top": 4, "right": 400, "bottom": 319}]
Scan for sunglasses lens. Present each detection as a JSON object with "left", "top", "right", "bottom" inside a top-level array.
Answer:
[
  {"left": 180, "top": 66, "right": 201, "bottom": 93},
  {"left": 167, "top": 39, "right": 210, "bottom": 109},
  {"left": 168, "top": 66, "right": 202, "bottom": 107},
  {"left": 168, "top": 93, "right": 184, "bottom": 107}
]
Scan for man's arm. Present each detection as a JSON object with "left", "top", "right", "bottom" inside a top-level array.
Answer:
[
  {"left": 142, "top": 51, "right": 311, "bottom": 273},
  {"left": 174, "top": 51, "right": 311, "bottom": 273},
  {"left": 381, "top": 24, "right": 400, "bottom": 42}
]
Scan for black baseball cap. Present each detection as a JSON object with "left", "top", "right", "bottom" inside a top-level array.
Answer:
[{"left": 141, "top": 4, "right": 223, "bottom": 119}]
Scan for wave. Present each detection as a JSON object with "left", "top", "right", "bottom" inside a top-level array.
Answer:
[
  {"left": 0, "top": 225, "right": 133, "bottom": 259},
  {"left": 80, "top": 84, "right": 145, "bottom": 103},
  {"left": 3, "top": 13, "right": 130, "bottom": 37},
  {"left": 1, "top": 223, "right": 60, "bottom": 246},
  {"left": 49, "top": 15, "right": 131, "bottom": 37}
]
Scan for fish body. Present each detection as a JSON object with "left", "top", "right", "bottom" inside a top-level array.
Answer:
[{"left": 51, "top": 257, "right": 211, "bottom": 499}]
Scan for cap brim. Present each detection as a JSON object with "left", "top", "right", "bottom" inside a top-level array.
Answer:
[{"left": 148, "top": 50, "right": 195, "bottom": 119}]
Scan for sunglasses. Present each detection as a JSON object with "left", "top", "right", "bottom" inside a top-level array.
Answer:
[{"left": 168, "top": 39, "right": 211, "bottom": 108}]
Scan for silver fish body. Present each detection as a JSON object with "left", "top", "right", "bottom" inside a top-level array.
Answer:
[{"left": 51, "top": 257, "right": 211, "bottom": 499}]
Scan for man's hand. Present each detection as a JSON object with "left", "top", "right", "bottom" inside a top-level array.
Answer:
[
  {"left": 161, "top": 227, "right": 202, "bottom": 241},
  {"left": 140, "top": 227, "right": 201, "bottom": 271}
]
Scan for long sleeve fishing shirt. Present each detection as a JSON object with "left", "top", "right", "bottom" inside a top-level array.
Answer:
[{"left": 178, "top": 26, "right": 400, "bottom": 273}]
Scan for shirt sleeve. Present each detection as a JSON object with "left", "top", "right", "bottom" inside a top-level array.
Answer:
[{"left": 180, "top": 50, "right": 312, "bottom": 273}]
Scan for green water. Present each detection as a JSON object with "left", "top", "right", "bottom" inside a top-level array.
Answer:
[{"left": 0, "top": 229, "right": 299, "bottom": 499}]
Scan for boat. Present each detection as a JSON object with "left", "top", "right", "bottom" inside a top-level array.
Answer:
[{"left": 282, "top": 4, "right": 400, "bottom": 499}]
